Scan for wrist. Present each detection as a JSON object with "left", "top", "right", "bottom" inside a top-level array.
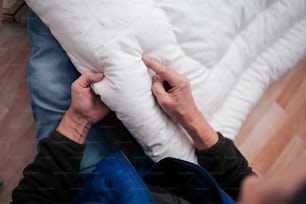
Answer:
[
  {"left": 182, "top": 111, "right": 218, "bottom": 150},
  {"left": 56, "top": 107, "right": 91, "bottom": 144},
  {"left": 180, "top": 108, "right": 204, "bottom": 133}
]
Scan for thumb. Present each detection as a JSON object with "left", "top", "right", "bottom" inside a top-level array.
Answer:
[
  {"left": 79, "top": 72, "right": 104, "bottom": 88},
  {"left": 151, "top": 74, "right": 169, "bottom": 102}
]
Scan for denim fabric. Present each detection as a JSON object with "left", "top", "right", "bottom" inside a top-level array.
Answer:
[
  {"left": 27, "top": 10, "right": 113, "bottom": 173},
  {"left": 27, "top": 9, "right": 153, "bottom": 174}
]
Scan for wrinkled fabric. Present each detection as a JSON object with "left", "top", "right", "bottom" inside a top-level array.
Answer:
[{"left": 25, "top": 0, "right": 306, "bottom": 163}]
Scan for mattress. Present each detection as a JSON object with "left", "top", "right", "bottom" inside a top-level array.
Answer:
[{"left": 25, "top": 0, "right": 306, "bottom": 163}]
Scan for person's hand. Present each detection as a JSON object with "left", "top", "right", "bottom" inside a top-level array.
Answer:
[
  {"left": 69, "top": 71, "right": 109, "bottom": 125},
  {"left": 142, "top": 55, "right": 218, "bottom": 150},
  {"left": 57, "top": 71, "right": 109, "bottom": 144},
  {"left": 239, "top": 159, "right": 306, "bottom": 204},
  {"left": 142, "top": 55, "right": 200, "bottom": 126}
]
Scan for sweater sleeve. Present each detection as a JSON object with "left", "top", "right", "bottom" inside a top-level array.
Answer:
[
  {"left": 11, "top": 131, "right": 85, "bottom": 204},
  {"left": 196, "top": 132, "right": 256, "bottom": 200}
]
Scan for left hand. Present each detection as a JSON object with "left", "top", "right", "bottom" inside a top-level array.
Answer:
[
  {"left": 57, "top": 71, "right": 109, "bottom": 144},
  {"left": 69, "top": 71, "right": 109, "bottom": 125}
]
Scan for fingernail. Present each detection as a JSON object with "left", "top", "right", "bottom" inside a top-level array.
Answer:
[
  {"left": 98, "top": 72, "right": 104, "bottom": 78},
  {"left": 142, "top": 55, "right": 150, "bottom": 61}
]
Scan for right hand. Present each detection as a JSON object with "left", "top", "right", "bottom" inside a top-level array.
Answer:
[
  {"left": 142, "top": 55, "right": 201, "bottom": 126},
  {"left": 142, "top": 55, "right": 218, "bottom": 150}
]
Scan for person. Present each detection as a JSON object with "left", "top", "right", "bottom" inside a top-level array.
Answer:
[
  {"left": 12, "top": 55, "right": 254, "bottom": 203},
  {"left": 12, "top": 56, "right": 306, "bottom": 203},
  {"left": 24, "top": 10, "right": 306, "bottom": 203}
]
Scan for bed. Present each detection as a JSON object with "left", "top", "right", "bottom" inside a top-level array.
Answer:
[{"left": 25, "top": 0, "right": 306, "bottom": 163}]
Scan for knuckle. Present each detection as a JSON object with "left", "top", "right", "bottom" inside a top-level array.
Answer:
[
  {"left": 180, "top": 77, "right": 190, "bottom": 87},
  {"left": 71, "top": 82, "right": 77, "bottom": 90},
  {"left": 83, "top": 71, "right": 91, "bottom": 76},
  {"left": 83, "top": 71, "right": 93, "bottom": 79},
  {"left": 158, "top": 64, "right": 169, "bottom": 75},
  {"left": 158, "top": 68, "right": 167, "bottom": 76}
]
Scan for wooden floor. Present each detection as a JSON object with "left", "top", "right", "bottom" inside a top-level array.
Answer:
[
  {"left": 0, "top": 22, "right": 36, "bottom": 203},
  {"left": 235, "top": 57, "right": 306, "bottom": 176},
  {"left": 0, "top": 20, "right": 306, "bottom": 203}
]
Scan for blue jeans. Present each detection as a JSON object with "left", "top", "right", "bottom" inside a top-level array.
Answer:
[
  {"left": 27, "top": 10, "right": 152, "bottom": 174},
  {"left": 27, "top": 10, "right": 111, "bottom": 173}
]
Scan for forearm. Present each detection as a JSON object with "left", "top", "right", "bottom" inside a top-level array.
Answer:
[
  {"left": 11, "top": 131, "right": 85, "bottom": 204},
  {"left": 196, "top": 133, "right": 255, "bottom": 200}
]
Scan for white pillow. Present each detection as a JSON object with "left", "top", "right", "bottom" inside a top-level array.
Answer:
[{"left": 26, "top": 0, "right": 306, "bottom": 163}]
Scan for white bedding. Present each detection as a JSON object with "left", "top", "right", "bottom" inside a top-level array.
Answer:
[{"left": 26, "top": 0, "right": 306, "bottom": 163}]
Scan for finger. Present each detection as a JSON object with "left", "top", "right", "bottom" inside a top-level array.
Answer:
[
  {"left": 142, "top": 55, "right": 182, "bottom": 86},
  {"left": 152, "top": 74, "right": 163, "bottom": 83},
  {"left": 79, "top": 72, "right": 104, "bottom": 88},
  {"left": 153, "top": 75, "right": 172, "bottom": 92},
  {"left": 151, "top": 74, "right": 168, "bottom": 100}
]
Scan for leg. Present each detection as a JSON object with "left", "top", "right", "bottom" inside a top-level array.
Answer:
[{"left": 27, "top": 9, "right": 113, "bottom": 173}]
